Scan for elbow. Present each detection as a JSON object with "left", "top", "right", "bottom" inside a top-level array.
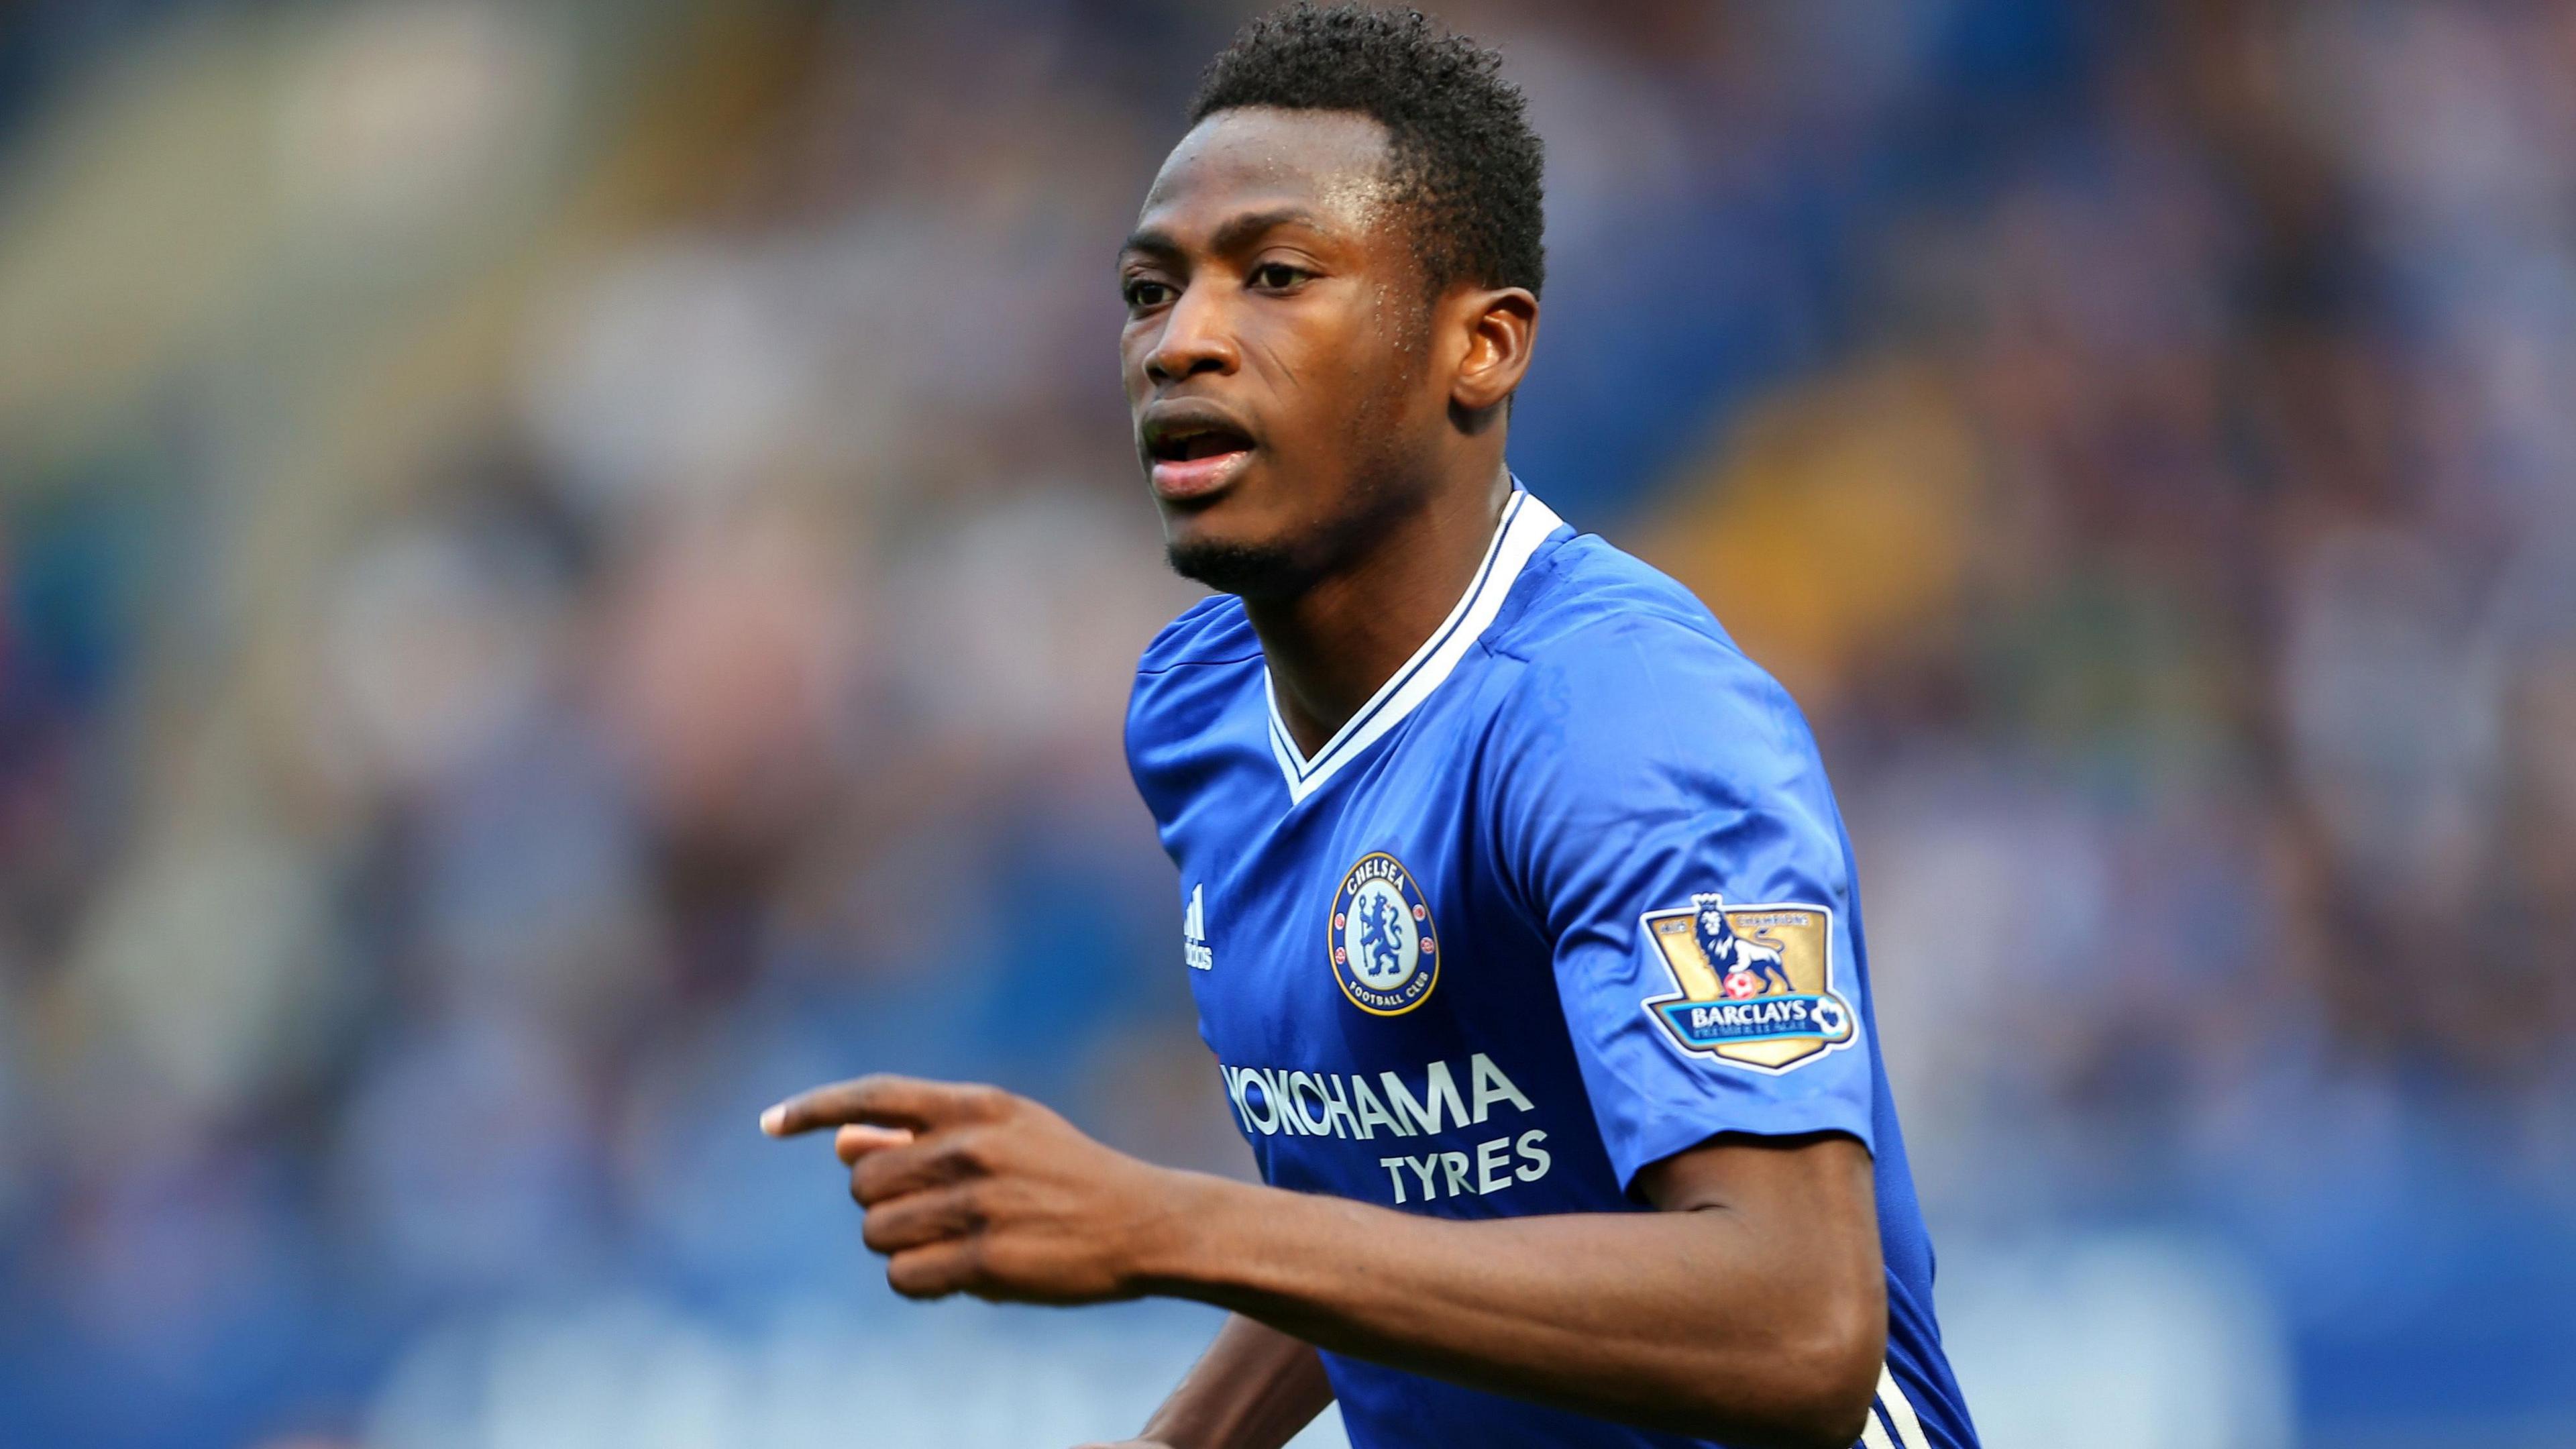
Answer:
[
  {"left": 1686, "top": 1284, "right": 1886, "bottom": 1449},
  {"left": 1778, "top": 1277, "right": 1888, "bottom": 1449},
  {"left": 1798, "top": 1299, "right": 1892, "bottom": 1449},
  {"left": 1780, "top": 1347, "right": 1886, "bottom": 1449}
]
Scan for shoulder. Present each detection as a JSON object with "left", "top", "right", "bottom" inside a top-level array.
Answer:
[
  {"left": 1125, "top": 592, "right": 1261, "bottom": 790},
  {"left": 1487, "top": 531, "right": 1809, "bottom": 765},
  {"left": 1130, "top": 592, "right": 1262, "bottom": 714},
  {"left": 1494, "top": 531, "right": 1735, "bottom": 658},
  {"left": 1472, "top": 529, "right": 1854, "bottom": 920},
  {"left": 1136, "top": 592, "right": 1260, "bottom": 676}
]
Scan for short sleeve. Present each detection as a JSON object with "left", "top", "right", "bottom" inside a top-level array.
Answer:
[{"left": 1489, "top": 617, "right": 1874, "bottom": 1191}]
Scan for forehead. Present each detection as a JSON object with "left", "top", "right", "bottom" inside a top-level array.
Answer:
[{"left": 1136, "top": 107, "right": 1399, "bottom": 239}]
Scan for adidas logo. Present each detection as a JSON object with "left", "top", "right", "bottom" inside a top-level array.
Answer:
[{"left": 1183, "top": 883, "right": 1214, "bottom": 971}]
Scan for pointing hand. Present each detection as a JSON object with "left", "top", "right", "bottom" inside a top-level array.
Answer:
[{"left": 762, "top": 1075, "right": 1212, "bottom": 1304}]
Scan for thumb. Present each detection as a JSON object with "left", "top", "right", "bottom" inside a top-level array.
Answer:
[{"left": 835, "top": 1124, "right": 916, "bottom": 1165}]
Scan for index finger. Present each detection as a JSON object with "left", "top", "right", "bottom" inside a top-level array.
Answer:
[{"left": 758, "top": 1074, "right": 996, "bottom": 1138}]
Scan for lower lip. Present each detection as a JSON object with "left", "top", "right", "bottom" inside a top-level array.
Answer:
[{"left": 1151, "top": 449, "right": 1253, "bottom": 500}]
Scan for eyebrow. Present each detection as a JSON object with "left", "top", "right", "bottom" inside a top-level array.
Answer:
[{"left": 1120, "top": 207, "right": 1332, "bottom": 263}]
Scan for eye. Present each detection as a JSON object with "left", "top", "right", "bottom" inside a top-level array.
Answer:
[
  {"left": 1123, "top": 276, "right": 1174, "bottom": 310},
  {"left": 1250, "top": 262, "right": 1310, "bottom": 291}
]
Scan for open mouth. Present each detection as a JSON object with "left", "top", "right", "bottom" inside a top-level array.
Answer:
[
  {"left": 1142, "top": 415, "right": 1256, "bottom": 498},
  {"left": 1145, "top": 420, "right": 1254, "bottom": 464}
]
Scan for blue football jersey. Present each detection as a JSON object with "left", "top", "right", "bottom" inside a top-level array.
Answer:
[{"left": 1126, "top": 489, "right": 1980, "bottom": 1449}]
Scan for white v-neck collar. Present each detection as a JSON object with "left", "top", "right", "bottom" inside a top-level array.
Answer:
[{"left": 1264, "top": 488, "right": 1565, "bottom": 804}]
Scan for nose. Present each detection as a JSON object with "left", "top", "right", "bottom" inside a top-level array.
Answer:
[{"left": 1144, "top": 282, "right": 1239, "bottom": 386}]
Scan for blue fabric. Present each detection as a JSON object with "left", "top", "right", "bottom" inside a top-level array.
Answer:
[{"left": 1127, "top": 500, "right": 1979, "bottom": 1449}]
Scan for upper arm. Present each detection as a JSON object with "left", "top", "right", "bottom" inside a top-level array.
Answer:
[
  {"left": 1636, "top": 1132, "right": 1884, "bottom": 1307},
  {"left": 1489, "top": 618, "right": 1878, "bottom": 1191},
  {"left": 1635, "top": 1130, "right": 1876, "bottom": 1218},
  {"left": 1640, "top": 1132, "right": 1888, "bottom": 1424}
]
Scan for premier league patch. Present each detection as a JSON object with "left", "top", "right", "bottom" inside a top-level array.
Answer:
[
  {"left": 1639, "top": 893, "right": 1856, "bottom": 1072},
  {"left": 1329, "top": 852, "right": 1439, "bottom": 1016}
]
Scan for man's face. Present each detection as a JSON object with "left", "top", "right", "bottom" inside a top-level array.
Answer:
[{"left": 1119, "top": 107, "right": 1447, "bottom": 596}]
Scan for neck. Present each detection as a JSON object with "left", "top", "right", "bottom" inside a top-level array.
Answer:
[{"left": 1247, "top": 460, "right": 1517, "bottom": 759}]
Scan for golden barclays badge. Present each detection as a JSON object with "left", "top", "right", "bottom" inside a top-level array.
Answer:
[{"left": 1639, "top": 893, "right": 1857, "bottom": 1072}]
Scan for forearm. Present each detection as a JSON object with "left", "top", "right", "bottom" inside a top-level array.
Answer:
[
  {"left": 760, "top": 1077, "right": 1881, "bottom": 1446},
  {"left": 1136, "top": 1313, "right": 1334, "bottom": 1449},
  {"left": 1144, "top": 1177, "right": 1881, "bottom": 1448}
]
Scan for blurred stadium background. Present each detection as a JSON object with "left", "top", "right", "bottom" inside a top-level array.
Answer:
[{"left": 0, "top": 1, "right": 2570, "bottom": 1445}]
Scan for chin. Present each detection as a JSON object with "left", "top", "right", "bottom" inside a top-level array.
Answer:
[{"left": 1163, "top": 525, "right": 1311, "bottom": 599}]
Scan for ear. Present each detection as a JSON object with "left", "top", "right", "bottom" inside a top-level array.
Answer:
[{"left": 1446, "top": 286, "right": 1539, "bottom": 418}]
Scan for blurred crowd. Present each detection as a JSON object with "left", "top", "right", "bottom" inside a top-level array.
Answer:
[{"left": 0, "top": 2, "right": 2567, "bottom": 1446}]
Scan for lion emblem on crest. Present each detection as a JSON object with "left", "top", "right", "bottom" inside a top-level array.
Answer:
[
  {"left": 1693, "top": 892, "right": 1792, "bottom": 997},
  {"left": 1354, "top": 890, "right": 1409, "bottom": 981}
]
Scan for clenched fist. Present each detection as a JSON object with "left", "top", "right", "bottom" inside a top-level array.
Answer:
[{"left": 761, "top": 1075, "right": 1215, "bottom": 1304}]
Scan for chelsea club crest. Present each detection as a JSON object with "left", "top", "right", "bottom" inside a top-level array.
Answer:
[
  {"left": 1638, "top": 892, "right": 1858, "bottom": 1072},
  {"left": 1330, "top": 852, "right": 1439, "bottom": 1016}
]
